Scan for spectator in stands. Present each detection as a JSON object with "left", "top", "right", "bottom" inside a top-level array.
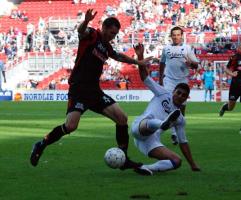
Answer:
[
  {"left": 25, "top": 32, "right": 33, "bottom": 52},
  {"left": 219, "top": 44, "right": 241, "bottom": 127},
  {"left": 0, "top": 59, "right": 6, "bottom": 92},
  {"left": 30, "top": 9, "right": 152, "bottom": 175},
  {"left": 21, "top": 10, "right": 28, "bottom": 22},
  {"left": 29, "top": 79, "right": 38, "bottom": 89},
  {"left": 124, "top": 75, "right": 131, "bottom": 90},
  {"left": 202, "top": 64, "right": 215, "bottom": 102},
  {"left": 49, "top": 80, "right": 56, "bottom": 90}
]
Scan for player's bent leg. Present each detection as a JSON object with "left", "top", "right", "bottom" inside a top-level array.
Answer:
[
  {"left": 30, "top": 141, "right": 46, "bottom": 167},
  {"left": 139, "top": 118, "right": 162, "bottom": 137},
  {"left": 219, "top": 101, "right": 236, "bottom": 117},
  {"left": 147, "top": 146, "right": 182, "bottom": 172},
  {"left": 103, "top": 103, "right": 142, "bottom": 170},
  {"left": 30, "top": 124, "right": 70, "bottom": 167},
  {"left": 219, "top": 102, "right": 228, "bottom": 117},
  {"left": 227, "top": 101, "right": 236, "bottom": 111},
  {"left": 30, "top": 112, "right": 81, "bottom": 167}
]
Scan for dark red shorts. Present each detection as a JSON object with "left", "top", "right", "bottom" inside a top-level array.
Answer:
[{"left": 66, "top": 89, "right": 116, "bottom": 114}]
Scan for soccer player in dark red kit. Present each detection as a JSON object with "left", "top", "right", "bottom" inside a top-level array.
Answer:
[
  {"left": 30, "top": 9, "right": 151, "bottom": 172},
  {"left": 219, "top": 44, "right": 241, "bottom": 133}
]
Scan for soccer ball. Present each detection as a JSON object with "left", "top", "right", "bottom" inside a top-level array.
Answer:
[{"left": 104, "top": 147, "right": 126, "bottom": 169}]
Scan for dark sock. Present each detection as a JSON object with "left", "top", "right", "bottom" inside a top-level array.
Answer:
[
  {"left": 43, "top": 124, "right": 68, "bottom": 146},
  {"left": 223, "top": 103, "right": 229, "bottom": 111},
  {"left": 116, "top": 124, "right": 129, "bottom": 155}
]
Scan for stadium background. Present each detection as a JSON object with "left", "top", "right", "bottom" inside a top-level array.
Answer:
[
  {"left": 1, "top": 1, "right": 241, "bottom": 200},
  {"left": 0, "top": 0, "right": 240, "bottom": 102}
]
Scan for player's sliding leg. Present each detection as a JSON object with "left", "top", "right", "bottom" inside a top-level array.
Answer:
[
  {"left": 30, "top": 124, "right": 69, "bottom": 166},
  {"left": 141, "top": 160, "right": 177, "bottom": 172},
  {"left": 135, "top": 147, "right": 181, "bottom": 176}
]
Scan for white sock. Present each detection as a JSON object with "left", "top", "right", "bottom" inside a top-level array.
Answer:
[
  {"left": 146, "top": 119, "right": 162, "bottom": 132},
  {"left": 143, "top": 160, "right": 174, "bottom": 172}
]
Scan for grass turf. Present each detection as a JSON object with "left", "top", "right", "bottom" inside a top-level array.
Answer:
[{"left": 0, "top": 101, "right": 241, "bottom": 200}]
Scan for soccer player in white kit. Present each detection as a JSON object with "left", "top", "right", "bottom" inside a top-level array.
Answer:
[
  {"left": 159, "top": 26, "right": 200, "bottom": 145},
  {"left": 132, "top": 44, "right": 200, "bottom": 175}
]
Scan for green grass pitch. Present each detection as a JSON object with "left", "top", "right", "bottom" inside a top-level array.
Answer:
[{"left": 0, "top": 101, "right": 241, "bottom": 200}]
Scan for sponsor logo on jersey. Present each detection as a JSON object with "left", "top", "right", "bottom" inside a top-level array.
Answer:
[
  {"left": 161, "top": 99, "right": 171, "bottom": 114},
  {"left": 92, "top": 48, "right": 108, "bottom": 62},
  {"left": 166, "top": 48, "right": 185, "bottom": 59}
]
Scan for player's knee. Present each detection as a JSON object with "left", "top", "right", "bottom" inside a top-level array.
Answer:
[
  {"left": 65, "top": 123, "right": 78, "bottom": 133},
  {"left": 171, "top": 157, "right": 182, "bottom": 169},
  {"left": 116, "top": 114, "right": 128, "bottom": 125}
]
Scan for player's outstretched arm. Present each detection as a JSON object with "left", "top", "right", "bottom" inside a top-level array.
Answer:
[
  {"left": 78, "top": 9, "right": 97, "bottom": 35},
  {"left": 179, "top": 143, "right": 201, "bottom": 172},
  {"left": 159, "top": 63, "right": 165, "bottom": 85},
  {"left": 133, "top": 44, "right": 149, "bottom": 81},
  {"left": 110, "top": 48, "right": 152, "bottom": 76}
]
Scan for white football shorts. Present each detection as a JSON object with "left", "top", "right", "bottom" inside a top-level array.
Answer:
[{"left": 131, "top": 116, "right": 164, "bottom": 156}]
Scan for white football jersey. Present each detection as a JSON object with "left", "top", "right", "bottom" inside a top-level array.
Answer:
[
  {"left": 160, "top": 44, "right": 199, "bottom": 80},
  {"left": 138, "top": 76, "right": 187, "bottom": 143}
]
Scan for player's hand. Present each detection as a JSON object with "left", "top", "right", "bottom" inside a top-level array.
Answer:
[
  {"left": 184, "top": 55, "right": 198, "bottom": 69},
  {"left": 134, "top": 43, "right": 144, "bottom": 59},
  {"left": 137, "top": 56, "right": 153, "bottom": 67},
  {"left": 232, "top": 71, "right": 238, "bottom": 77},
  {"left": 85, "top": 9, "right": 97, "bottom": 22}
]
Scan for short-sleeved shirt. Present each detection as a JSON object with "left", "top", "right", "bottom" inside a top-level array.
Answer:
[
  {"left": 133, "top": 76, "right": 187, "bottom": 144},
  {"left": 160, "top": 44, "right": 199, "bottom": 80},
  {"left": 68, "top": 28, "right": 117, "bottom": 96},
  {"left": 66, "top": 28, "right": 117, "bottom": 113}
]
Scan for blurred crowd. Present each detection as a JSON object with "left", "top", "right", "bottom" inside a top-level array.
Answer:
[{"left": 0, "top": 0, "right": 240, "bottom": 90}]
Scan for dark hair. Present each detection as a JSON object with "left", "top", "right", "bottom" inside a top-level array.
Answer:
[
  {"left": 102, "top": 17, "right": 121, "bottom": 29},
  {"left": 174, "top": 83, "right": 190, "bottom": 95},
  {"left": 170, "top": 26, "right": 184, "bottom": 35}
]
